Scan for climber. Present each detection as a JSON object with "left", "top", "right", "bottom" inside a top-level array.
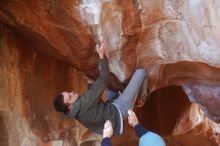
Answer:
[
  {"left": 101, "top": 109, "right": 166, "bottom": 146},
  {"left": 53, "top": 41, "right": 147, "bottom": 136}
]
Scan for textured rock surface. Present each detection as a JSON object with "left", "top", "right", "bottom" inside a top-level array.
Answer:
[
  {"left": 100, "top": 0, "right": 220, "bottom": 123},
  {"left": 0, "top": 0, "right": 98, "bottom": 75},
  {"left": 0, "top": 27, "right": 101, "bottom": 146},
  {"left": 0, "top": 0, "right": 220, "bottom": 146}
]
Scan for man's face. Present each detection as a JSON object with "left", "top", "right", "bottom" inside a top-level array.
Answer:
[{"left": 62, "top": 91, "right": 79, "bottom": 110}]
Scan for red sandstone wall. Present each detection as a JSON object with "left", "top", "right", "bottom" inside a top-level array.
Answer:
[{"left": 0, "top": 0, "right": 220, "bottom": 146}]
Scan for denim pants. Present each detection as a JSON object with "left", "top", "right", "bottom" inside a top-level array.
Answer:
[{"left": 113, "top": 69, "right": 146, "bottom": 119}]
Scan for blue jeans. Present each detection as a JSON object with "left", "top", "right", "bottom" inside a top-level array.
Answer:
[{"left": 113, "top": 69, "right": 147, "bottom": 119}]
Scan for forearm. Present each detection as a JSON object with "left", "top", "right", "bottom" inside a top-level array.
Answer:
[
  {"left": 134, "top": 124, "right": 149, "bottom": 138},
  {"left": 99, "top": 57, "right": 109, "bottom": 79},
  {"left": 79, "top": 58, "right": 109, "bottom": 109},
  {"left": 87, "top": 57, "right": 109, "bottom": 94}
]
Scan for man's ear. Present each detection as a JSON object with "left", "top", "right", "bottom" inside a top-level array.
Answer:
[{"left": 68, "top": 104, "right": 72, "bottom": 110}]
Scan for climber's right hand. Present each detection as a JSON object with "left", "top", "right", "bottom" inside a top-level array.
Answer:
[{"left": 97, "top": 41, "right": 108, "bottom": 59}]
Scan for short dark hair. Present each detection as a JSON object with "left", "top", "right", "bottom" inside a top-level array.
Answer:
[{"left": 53, "top": 93, "right": 69, "bottom": 114}]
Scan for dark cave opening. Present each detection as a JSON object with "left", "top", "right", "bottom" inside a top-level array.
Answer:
[{"left": 136, "top": 86, "right": 191, "bottom": 136}]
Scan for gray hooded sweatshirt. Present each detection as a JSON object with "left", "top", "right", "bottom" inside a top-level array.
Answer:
[{"left": 65, "top": 58, "right": 121, "bottom": 135}]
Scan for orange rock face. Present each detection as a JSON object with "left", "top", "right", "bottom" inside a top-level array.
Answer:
[
  {"left": 0, "top": 26, "right": 101, "bottom": 146},
  {"left": 0, "top": 0, "right": 220, "bottom": 146}
]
